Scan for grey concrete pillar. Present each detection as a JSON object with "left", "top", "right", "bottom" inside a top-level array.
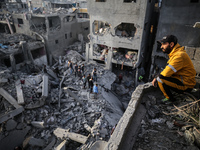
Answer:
[
  {"left": 106, "top": 47, "right": 113, "bottom": 70},
  {"left": 10, "top": 54, "right": 16, "bottom": 72},
  {"left": 85, "top": 43, "right": 90, "bottom": 62},
  {"left": 21, "top": 41, "right": 28, "bottom": 62}
]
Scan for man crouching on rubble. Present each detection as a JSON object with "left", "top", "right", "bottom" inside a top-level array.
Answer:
[{"left": 152, "top": 35, "right": 196, "bottom": 102}]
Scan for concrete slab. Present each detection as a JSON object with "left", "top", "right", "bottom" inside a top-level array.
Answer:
[
  {"left": 0, "top": 88, "right": 21, "bottom": 109},
  {"left": 63, "top": 87, "right": 84, "bottom": 106},
  {"left": 15, "top": 80, "right": 25, "bottom": 105},
  {"left": 54, "top": 128, "right": 88, "bottom": 144},
  {"left": 42, "top": 75, "right": 48, "bottom": 98},
  {"left": 0, "top": 125, "right": 30, "bottom": 150},
  {"left": 0, "top": 107, "right": 24, "bottom": 124}
]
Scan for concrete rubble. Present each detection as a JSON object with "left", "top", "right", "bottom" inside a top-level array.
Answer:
[{"left": 0, "top": 42, "right": 136, "bottom": 149}]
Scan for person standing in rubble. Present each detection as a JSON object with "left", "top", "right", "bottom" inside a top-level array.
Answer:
[
  {"left": 89, "top": 77, "right": 94, "bottom": 93},
  {"left": 68, "top": 60, "right": 73, "bottom": 75},
  {"left": 93, "top": 83, "right": 98, "bottom": 99},
  {"left": 81, "top": 64, "right": 84, "bottom": 73},
  {"left": 92, "top": 68, "right": 97, "bottom": 82},
  {"left": 78, "top": 66, "right": 82, "bottom": 80},
  {"left": 74, "top": 64, "right": 78, "bottom": 77},
  {"left": 87, "top": 74, "right": 91, "bottom": 89},
  {"left": 118, "top": 73, "right": 123, "bottom": 84},
  {"left": 82, "top": 75, "right": 87, "bottom": 89},
  {"left": 152, "top": 35, "right": 196, "bottom": 102}
]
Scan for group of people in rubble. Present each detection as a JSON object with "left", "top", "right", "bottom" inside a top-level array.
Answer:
[{"left": 68, "top": 61, "right": 98, "bottom": 99}]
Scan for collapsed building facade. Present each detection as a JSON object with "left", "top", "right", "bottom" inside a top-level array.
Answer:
[
  {"left": 86, "top": 0, "right": 156, "bottom": 83},
  {"left": 0, "top": 0, "right": 89, "bottom": 66}
]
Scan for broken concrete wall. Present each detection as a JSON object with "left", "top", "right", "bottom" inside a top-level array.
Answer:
[
  {"left": 104, "top": 83, "right": 153, "bottom": 150},
  {"left": 12, "top": 14, "right": 32, "bottom": 36},
  {"left": 45, "top": 14, "right": 89, "bottom": 57}
]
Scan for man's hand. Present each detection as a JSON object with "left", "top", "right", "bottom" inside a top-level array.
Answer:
[{"left": 152, "top": 78, "right": 158, "bottom": 87}]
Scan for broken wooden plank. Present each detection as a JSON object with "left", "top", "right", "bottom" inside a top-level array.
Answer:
[
  {"left": 53, "top": 128, "right": 88, "bottom": 144},
  {"left": 63, "top": 87, "right": 84, "bottom": 106},
  {"left": 0, "top": 88, "right": 21, "bottom": 109},
  {"left": 15, "top": 80, "right": 25, "bottom": 105},
  {"left": 42, "top": 75, "right": 48, "bottom": 98},
  {"left": 0, "top": 106, "right": 24, "bottom": 124}
]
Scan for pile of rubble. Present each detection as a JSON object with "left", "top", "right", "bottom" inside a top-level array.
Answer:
[
  {"left": 0, "top": 50, "right": 125, "bottom": 149},
  {"left": 133, "top": 89, "right": 200, "bottom": 150}
]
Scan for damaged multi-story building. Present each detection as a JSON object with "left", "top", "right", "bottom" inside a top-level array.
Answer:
[
  {"left": 0, "top": 0, "right": 89, "bottom": 67},
  {"left": 86, "top": 0, "right": 156, "bottom": 83}
]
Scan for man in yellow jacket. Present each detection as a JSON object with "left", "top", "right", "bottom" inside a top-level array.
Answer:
[{"left": 152, "top": 35, "right": 196, "bottom": 102}]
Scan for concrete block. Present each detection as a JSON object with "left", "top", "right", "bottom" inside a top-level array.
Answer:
[
  {"left": 42, "top": 75, "right": 48, "bottom": 98},
  {"left": 54, "top": 128, "right": 88, "bottom": 144},
  {"left": 194, "top": 47, "right": 200, "bottom": 60},
  {"left": 192, "top": 60, "right": 200, "bottom": 74},
  {"left": 185, "top": 46, "right": 195, "bottom": 60},
  {"left": 15, "top": 80, "right": 25, "bottom": 105}
]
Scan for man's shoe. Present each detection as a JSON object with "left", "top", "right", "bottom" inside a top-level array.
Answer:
[
  {"left": 162, "top": 98, "right": 169, "bottom": 102},
  {"left": 161, "top": 98, "right": 172, "bottom": 105}
]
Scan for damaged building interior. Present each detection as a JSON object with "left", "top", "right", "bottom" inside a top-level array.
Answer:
[{"left": 0, "top": 0, "right": 200, "bottom": 150}]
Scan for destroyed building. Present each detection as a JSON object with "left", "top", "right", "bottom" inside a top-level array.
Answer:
[
  {"left": 0, "top": 0, "right": 200, "bottom": 150},
  {"left": 1, "top": 0, "right": 89, "bottom": 64},
  {"left": 86, "top": 0, "right": 156, "bottom": 83}
]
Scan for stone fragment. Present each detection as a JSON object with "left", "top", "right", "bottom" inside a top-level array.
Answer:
[
  {"left": 6, "top": 119, "right": 17, "bottom": 131},
  {"left": 31, "top": 121, "right": 44, "bottom": 128},
  {"left": 42, "top": 75, "right": 48, "bottom": 98},
  {"left": 54, "top": 128, "right": 88, "bottom": 144},
  {"left": 15, "top": 80, "right": 25, "bottom": 105}
]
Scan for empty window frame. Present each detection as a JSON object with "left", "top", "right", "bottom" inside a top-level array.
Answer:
[
  {"left": 124, "top": 0, "right": 136, "bottom": 3},
  {"left": 70, "top": 32, "right": 72, "bottom": 38},
  {"left": 55, "top": 40, "right": 58, "bottom": 44},
  {"left": 65, "top": 34, "right": 67, "bottom": 39},
  {"left": 93, "top": 20, "right": 110, "bottom": 36},
  {"left": 115, "top": 23, "right": 136, "bottom": 38},
  {"left": 95, "top": 0, "right": 106, "bottom": 2},
  {"left": 17, "top": 18, "right": 23, "bottom": 24}
]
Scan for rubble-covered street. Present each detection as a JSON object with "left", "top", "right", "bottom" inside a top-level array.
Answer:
[{"left": 0, "top": 42, "right": 135, "bottom": 149}]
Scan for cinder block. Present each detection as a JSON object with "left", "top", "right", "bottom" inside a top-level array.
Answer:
[
  {"left": 192, "top": 60, "right": 200, "bottom": 74},
  {"left": 185, "top": 46, "right": 195, "bottom": 60},
  {"left": 194, "top": 47, "right": 200, "bottom": 61}
]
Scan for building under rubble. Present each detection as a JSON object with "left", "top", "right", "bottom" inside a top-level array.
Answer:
[
  {"left": 0, "top": 0, "right": 89, "bottom": 66},
  {"left": 86, "top": 0, "right": 156, "bottom": 83}
]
